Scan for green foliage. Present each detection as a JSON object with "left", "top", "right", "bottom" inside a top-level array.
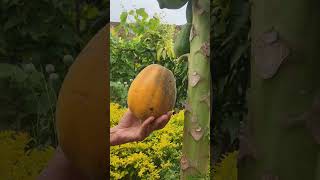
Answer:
[
  {"left": 0, "top": 0, "right": 108, "bottom": 66},
  {"left": 117, "top": 8, "right": 161, "bottom": 37},
  {"left": 0, "top": 1, "right": 109, "bottom": 178},
  {"left": 110, "top": 81, "right": 129, "bottom": 107},
  {"left": 110, "top": 103, "right": 184, "bottom": 179},
  {"left": 172, "top": 59, "right": 188, "bottom": 109},
  {"left": 0, "top": 63, "right": 63, "bottom": 147},
  {"left": 0, "top": 0, "right": 77, "bottom": 66},
  {"left": 111, "top": 9, "right": 187, "bottom": 108},
  {"left": 0, "top": 130, "right": 54, "bottom": 179},
  {"left": 0, "top": 0, "right": 108, "bottom": 148},
  {"left": 211, "top": 0, "right": 250, "bottom": 163}
]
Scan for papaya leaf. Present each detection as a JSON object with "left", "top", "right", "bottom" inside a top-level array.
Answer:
[
  {"left": 120, "top": 12, "right": 128, "bottom": 24},
  {"left": 136, "top": 8, "right": 148, "bottom": 20},
  {"left": 157, "top": 47, "right": 163, "bottom": 61}
]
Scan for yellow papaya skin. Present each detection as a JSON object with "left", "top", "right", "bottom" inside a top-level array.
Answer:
[
  {"left": 127, "top": 64, "right": 177, "bottom": 121},
  {"left": 56, "top": 24, "right": 109, "bottom": 179}
]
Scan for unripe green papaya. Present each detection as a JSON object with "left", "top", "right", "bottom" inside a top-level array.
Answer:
[
  {"left": 186, "top": 0, "right": 192, "bottom": 23},
  {"left": 174, "top": 23, "right": 192, "bottom": 58},
  {"left": 157, "top": 0, "right": 188, "bottom": 9}
]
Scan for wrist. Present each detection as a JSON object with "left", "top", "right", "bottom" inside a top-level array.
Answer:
[{"left": 110, "top": 126, "right": 127, "bottom": 146}]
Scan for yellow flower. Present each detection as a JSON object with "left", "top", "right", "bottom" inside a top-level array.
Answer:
[
  {"left": 0, "top": 130, "right": 54, "bottom": 180},
  {"left": 110, "top": 103, "right": 184, "bottom": 179}
]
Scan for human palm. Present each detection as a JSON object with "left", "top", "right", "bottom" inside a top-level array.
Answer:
[
  {"left": 38, "top": 110, "right": 173, "bottom": 179},
  {"left": 111, "top": 110, "right": 172, "bottom": 145}
]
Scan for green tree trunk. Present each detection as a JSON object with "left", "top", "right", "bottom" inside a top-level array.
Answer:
[
  {"left": 180, "top": 0, "right": 210, "bottom": 179},
  {"left": 239, "top": 0, "right": 320, "bottom": 179}
]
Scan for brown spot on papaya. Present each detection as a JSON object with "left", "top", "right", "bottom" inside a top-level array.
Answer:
[{"left": 127, "top": 64, "right": 177, "bottom": 121}]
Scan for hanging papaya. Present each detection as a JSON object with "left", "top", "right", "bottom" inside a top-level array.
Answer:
[
  {"left": 157, "top": 0, "right": 188, "bottom": 9},
  {"left": 127, "top": 64, "right": 176, "bottom": 121},
  {"left": 55, "top": 24, "right": 109, "bottom": 179},
  {"left": 174, "top": 23, "right": 192, "bottom": 58},
  {"left": 186, "top": 0, "right": 193, "bottom": 23}
]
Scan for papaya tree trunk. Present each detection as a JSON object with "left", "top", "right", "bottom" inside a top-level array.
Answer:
[
  {"left": 180, "top": 0, "right": 210, "bottom": 179},
  {"left": 239, "top": 0, "right": 320, "bottom": 179}
]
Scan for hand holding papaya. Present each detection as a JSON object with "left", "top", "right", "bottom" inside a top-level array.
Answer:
[
  {"left": 110, "top": 110, "right": 173, "bottom": 146},
  {"left": 38, "top": 111, "right": 172, "bottom": 180}
]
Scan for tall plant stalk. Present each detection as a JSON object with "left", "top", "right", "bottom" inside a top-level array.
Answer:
[
  {"left": 238, "top": 0, "right": 320, "bottom": 179},
  {"left": 180, "top": 0, "right": 211, "bottom": 179}
]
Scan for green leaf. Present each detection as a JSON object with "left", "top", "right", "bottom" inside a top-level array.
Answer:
[
  {"left": 221, "top": 0, "right": 250, "bottom": 46},
  {"left": 23, "top": 94, "right": 39, "bottom": 114},
  {"left": 230, "top": 42, "right": 249, "bottom": 69},
  {"left": 162, "top": 49, "right": 167, "bottom": 60},
  {"left": 156, "top": 47, "right": 163, "bottom": 61},
  {"left": 0, "top": 63, "right": 14, "bottom": 72},
  {"left": 214, "top": 21, "right": 227, "bottom": 36},
  {"left": 12, "top": 66, "right": 28, "bottom": 83},
  {"left": 0, "top": 63, "right": 19, "bottom": 79},
  {"left": 120, "top": 12, "right": 128, "bottom": 24},
  {"left": 27, "top": 71, "right": 43, "bottom": 88},
  {"left": 37, "top": 93, "right": 51, "bottom": 115},
  {"left": 4, "top": 16, "right": 21, "bottom": 31},
  {"left": 128, "top": 10, "right": 135, "bottom": 15},
  {"left": 0, "top": 48, "right": 6, "bottom": 56},
  {"left": 136, "top": 8, "right": 148, "bottom": 20},
  {"left": 148, "top": 18, "right": 160, "bottom": 31}
]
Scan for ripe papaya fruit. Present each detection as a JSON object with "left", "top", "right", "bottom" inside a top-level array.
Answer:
[
  {"left": 157, "top": 0, "right": 188, "bottom": 9},
  {"left": 127, "top": 64, "right": 176, "bottom": 121},
  {"left": 174, "top": 23, "right": 192, "bottom": 58},
  {"left": 56, "top": 24, "right": 109, "bottom": 179}
]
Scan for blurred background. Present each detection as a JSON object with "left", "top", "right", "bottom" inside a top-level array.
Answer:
[{"left": 0, "top": 0, "right": 108, "bottom": 178}]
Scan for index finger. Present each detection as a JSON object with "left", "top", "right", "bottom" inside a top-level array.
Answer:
[{"left": 152, "top": 111, "right": 173, "bottom": 130}]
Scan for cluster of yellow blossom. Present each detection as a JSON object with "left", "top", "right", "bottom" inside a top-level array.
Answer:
[
  {"left": 110, "top": 103, "right": 184, "bottom": 180},
  {"left": 0, "top": 130, "right": 54, "bottom": 180}
]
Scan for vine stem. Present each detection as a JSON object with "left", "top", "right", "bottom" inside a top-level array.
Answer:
[{"left": 40, "top": 66, "right": 58, "bottom": 146}]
